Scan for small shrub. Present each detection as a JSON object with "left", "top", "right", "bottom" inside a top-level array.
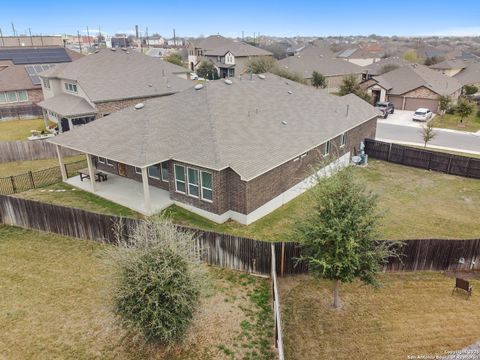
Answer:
[
  {"left": 464, "top": 85, "right": 479, "bottom": 95},
  {"left": 114, "top": 247, "right": 199, "bottom": 344},
  {"left": 446, "top": 106, "right": 456, "bottom": 115}
]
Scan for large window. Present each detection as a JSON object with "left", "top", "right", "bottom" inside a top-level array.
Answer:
[
  {"left": 148, "top": 164, "right": 161, "bottom": 179},
  {"left": 174, "top": 164, "right": 186, "bottom": 193},
  {"left": 64, "top": 82, "right": 78, "bottom": 93},
  {"left": 340, "top": 133, "right": 346, "bottom": 147},
  {"left": 0, "top": 92, "right": 6, "bottom": 104},
  {"left": 0, "top": 91, "right": 28, "bottom": 103},
  {"left": 161, "top": 162, "right": 169, "bottom": 182},
  {"left": 187, "top": 168, "right": 199, "bottom": 197},
  {"left": 323, "top": 140, "right": 331, "bottom": 156},
  {"left": 6, "top": 91, "right": 17, "bottom": 102},
  {"left": 43, "top": 78, "right": 51, "bottom": 89},
  {"left": 201, "top": 171, "right": 213, "bottom": 202},
  {"left": 17, "top": 90, "right": 28, "bottom": 102}
]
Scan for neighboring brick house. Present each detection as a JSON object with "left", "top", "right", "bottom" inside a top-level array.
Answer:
[
  {"left": 361, "top": 64, "right": 462, "bottom": 112},
  {"left": 277, "top": 44, "right": 364, "bottom": 93},
  {"left": 187, "top": 35, "right": 273, "bottom": 78},
  {"left": 37, "top": 49, "right": 191, "bottom": 132},
  {"left": 49, "top": 74, "right": 379, "bottom": 224},
  {"left": 0, "top": 47, "right": 81, "bottom": 120}
]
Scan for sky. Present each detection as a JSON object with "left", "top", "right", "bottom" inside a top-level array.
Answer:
[{"left": 1, "top": 0, "right": 479, "bottom": 38}]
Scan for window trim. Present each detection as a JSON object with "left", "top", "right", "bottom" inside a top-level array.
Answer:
[
  {"left": 340, "top": 133, "right": 346, "bottom": 148},
  {"left": 106, "top": 159, "right": 114, "bottom": 166},
  {"left": 17, "top": 90, "right": 28, "bottom": 102},
  {"left": 134, "top": 167, "right": 142, "bottom": 175},
  {"left": 323, "top": 140, "right": 331, "bottom": 156},
  {"left": 200, "top": 170, "right": 213, "bottom": 203},
  {"left": 160, "top": 162, "right": 169, "bottom": 182},
  {"left": 98, "top": 157, "right": 106, "bottom": 164},
  {"left": 64, "top": 82, "right": 78, "bottom": 93},
  {"left": 6, "top": 91, "right": 18, "bottom": 103},
  {"left": 43, "top": 78, "right": 51, "bottom": 89},
  {"left": 174, "top": 164, "right": 186, "bottom": 194},
  {"left": 147, "top": 164, "right": 161, "bottom": 180},
  {"left": 187, "top": 167, "right": 200, "bottom": 198}
]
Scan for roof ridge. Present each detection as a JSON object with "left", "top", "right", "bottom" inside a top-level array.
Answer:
[{"left": 203, "top": 84, "right": 223, "bottom": 168}]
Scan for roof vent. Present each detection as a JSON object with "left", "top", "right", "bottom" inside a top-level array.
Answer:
[
  {"left": 110, "top": 48, "right": 117, "bottom": 51},
  {"left": 194, "top": 84, "right": 204, "bottom": 90},
  {"left": 257, "top": 74, "right": 266, "bottom": 80},
  {"left": 121, "top": 47, "right": 127, "bottom": 51},
  {"left": 281, "top": 120, "right": 288, "bottom": 125},
  {"left": 94, "top": 49, "right": 99, "bottom": 54},
  {"left": 134, "top": 103, "right": 145, "bottom": 110},
  {"left": 288, "top": 90, "right": 293, "bottom": 94},
  {"left": 148, "top": 83, "right": 153, "bottom": 87},
  {"left": 224, "top": 79, "right": 233, "bottom": 85}
]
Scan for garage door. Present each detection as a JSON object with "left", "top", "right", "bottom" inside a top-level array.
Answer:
[
  {"left": 404, "top": 98, "right": 439, "bottom": 113},
  {"left": 388, "top": 96, "right": 404, "bottom": 110}
]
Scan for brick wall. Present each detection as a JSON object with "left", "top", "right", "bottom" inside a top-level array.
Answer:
[{"left": 95, "top": 96, "right": 161, "bottom": 116}]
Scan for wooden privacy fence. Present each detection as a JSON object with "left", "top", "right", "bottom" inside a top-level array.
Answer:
[
  {"left": 0, "top": 140, "right": 79, "bottom": 163},
  {"left": 271, "top": 244, "right": 285, "bottom": 360},
  {"left": 1, "top": 195, "right": 480, "bottom": 274},
  {"left": 364, "top": 139, "right": 480, "bottom": 179},
  {"left": 0, "top": 159, "right": 86, "bottom": 195}
]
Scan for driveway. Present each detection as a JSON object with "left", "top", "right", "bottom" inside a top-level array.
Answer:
[{"left": 377, "top": 110, "right": 434, "bottom": 129}]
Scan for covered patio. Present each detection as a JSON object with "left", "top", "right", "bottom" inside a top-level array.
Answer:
[{"left": 66, "top": 171, "right": 172, "bottom": 216}]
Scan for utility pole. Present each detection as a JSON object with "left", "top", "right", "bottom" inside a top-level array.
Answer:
[
  {"left": 98, "top": 26, "right": 102, "bottom": 47},
  {"left": 173, "top": 28, "right": 176, "bottom": 47},
  {"left": 29, "top": 28, "right": 33, "bottom": 46},
  {"left": 77, "top": 30, "right": 82, "bottom": 54},
  {"left": 145, "top": 27, "right": 149, "bottom": 48},
  {"left": 242, "top": 31, "right": 244, "bottom": 41},
  {"left": 0, "top": 28, "right": 5, "bottom": 47},
  {"left": 12, "top": 23, "right": 20, "bottom": 46},
  {"left": 86, "top": 26, "right": 91, "bottom": 48}
]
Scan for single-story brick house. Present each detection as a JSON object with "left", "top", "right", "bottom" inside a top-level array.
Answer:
[
  {"left": 38, "top": 49, "right": 191, "bottom": 132},
  {"left": 49, "top": 74, "right": 378, "bottom": 224},
  {"left": 0, "top": 47, "right": 81, "bottom": 120},
  {"left": 361, "top": 64, "right": 462, "bottom": 112},
  {"left": 277, "top": 45, "right": 364, "bottom": 92}
]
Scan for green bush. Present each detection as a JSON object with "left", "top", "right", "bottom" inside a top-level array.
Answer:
[
  {"left": 446, "top": 105, "right": 456, "bottom": 115},
  {"left": 114, "top": 247, "right": 199, "bottom": 344},
  {"left": 464, "top": 85, "right": 479, "bottom": 95}
]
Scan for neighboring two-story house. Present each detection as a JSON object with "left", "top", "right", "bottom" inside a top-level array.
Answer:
[
  {"left": 187, "top": 35, "right": 273, "bottom": 78},
  {"left": 49, "top": 74, "right": 378, "bottom": 224},
  {"left": 0, "top": 47, "right": 81, "bottom": 120},
  {"left": 38, "top": 48, "right": 191, "bottom": 132}
]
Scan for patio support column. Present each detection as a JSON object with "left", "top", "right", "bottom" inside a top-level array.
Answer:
[
  {"left": 42, "top": 108, "right": 49, "bottom": 128},
  {"left": 55, "top": 145, "right": 67, "bottom": 181},
  {"left": 141, "top": 167, "right": 152, "bottom": 214},
  {"left": 86, "top": 154, "right": 97, "bottom": 192}
]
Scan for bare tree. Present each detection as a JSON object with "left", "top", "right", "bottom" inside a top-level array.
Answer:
[{"left": 421, "top": 123, "right": 436, "bottom": 148}]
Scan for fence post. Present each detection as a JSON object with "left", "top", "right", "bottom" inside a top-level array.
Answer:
[
  {"left": 387, "top": 142, "right": 392, "bottom": 161},
  {"left": 465, "top": 158, "right": 471, "bottom": 178},
  {"left": 28, "top": 171, "right": 35, "bottom": 189},
  {"left": 427, "top": 151, "right": 432, "bottom": 170},
  {"left": 10, "top": 176, "right": 16, "bottom": 194},
  {"left": 447, "top": 154, "right": 454, "bottom": 174},
  {"left": 281, "top": 242, "right": 285, "bottom": 277}
]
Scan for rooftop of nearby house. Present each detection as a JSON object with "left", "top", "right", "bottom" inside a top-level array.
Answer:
[
  {"left": 429, "top": 59, "right": 468, "bottom": 70},
  {"left": 49, "top": 73, "right": 378, "bottom": 181},
  {"left": 0, "top": 47, "right": 81, "bottom": 92},
  {"left": 363, "top": 57, "right": 411, "bottom": 76},
  {"left": 454, "top": 60, "right": 480, "bottom": 86},
  {"left": 189, "top": 35, "right": 273, "bottom": 57},
  {"left": 337, "top": 44, "right": 385, "bottom": 59},
  {"left": 40, "top": 49, "right": 192, "bottom": 102},
  {"left": 278, "top": 45, "right": 364, "bottom": 78},
  {"left": 372, "top": 63, "right": 462, "bottom": 96}
]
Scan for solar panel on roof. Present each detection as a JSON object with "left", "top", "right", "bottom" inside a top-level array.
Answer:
[
  {"left": 0, "top": 48, "right": 71, "bottom": 64},
  {"left": 24, "top": 63, "right": 57, "bottom": 85}
]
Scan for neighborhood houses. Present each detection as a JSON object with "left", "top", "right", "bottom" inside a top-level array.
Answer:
[{"left": 1, "top": 3, "right": 480, "bottom": 360}]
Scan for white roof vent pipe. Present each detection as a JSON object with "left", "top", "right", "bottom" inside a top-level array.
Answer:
[
  {"left": 257, "top": 74, "right": 266, "bottom": 80},
  {"left": 194, "top": 84, "right": 204, "bottom": 90},
  {"left": 224, "top": 79, "right": 233, "bottom": 85},
  {"left": 134, "top": 103, "right": 145, "bottom": 110}
]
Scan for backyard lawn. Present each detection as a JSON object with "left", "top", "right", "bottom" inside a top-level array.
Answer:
[
  {"left": 280, "top": 273, "right": 480, "bottom": 360},
  {"left": 13, "top": 160, "right": 480, "bottom": 240},
  {"left": 430, "top": 112, "right": 480, "bottom": 132},
  {"left": 0, "top": 154, "right": 85, "bottom": 177},
  {"left": 0, "top": 225, "right": 274, "bottom": 359},
  {"left": 0, "top": 118, "right": 50, "bottom": 141}
]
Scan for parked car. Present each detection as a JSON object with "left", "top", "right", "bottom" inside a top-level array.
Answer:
[
  {"left": 376, "top": 101, "right": 395, "bottom": 114},
  {"left": 412, "top": 108, "right": 433, "bottom": 122}
]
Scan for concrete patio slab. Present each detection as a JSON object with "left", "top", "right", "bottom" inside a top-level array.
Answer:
[{"left": 66, "top": 172, "right": 172, "bottom": 215}]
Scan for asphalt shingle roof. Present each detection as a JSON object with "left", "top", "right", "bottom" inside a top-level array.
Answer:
[
  {"left": 430, "top": 59, "right": 468, "bottom": 70},
  {"left": 49, "top": 73, "right": 378, "bottom": 181},
  {"left": 373, "top": 64, "right": 462, "bottom": 96},
  {"left": 191, "top": 35, "right": 272, "bottom": 57},
  {"left": 278, "top": 45, "right": 363, "bottom": 79},
  {"left": 38, "top": 93, "right": 97, "bottom": 116},
  {"left": 40, "top": 49, "right": 191, "bottom": 102},
  {"left": 454, "top": 61, "right": 480, "bottom": 86},
  {"left": 363, "top": 57, "right": 410, "bottom": 76}
]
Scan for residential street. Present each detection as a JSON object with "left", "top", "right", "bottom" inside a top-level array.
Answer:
[{"left": 376, "top": 114, "right": 480, "bottom": 154}]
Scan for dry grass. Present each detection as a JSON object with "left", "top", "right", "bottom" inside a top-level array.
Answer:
[
  {"left": 280, "top": 272, "right": 480, "bottom": 360},
  {"left": 0, "top": 118, "right": 49, "bottom": 141},
  {"left": 0, "top": 225, "right": 273, "bottom": 359},
  {"left": 430, "top": 113, "right": 480, "bottom": 133},
  {"left": 0, "top": 154, "right": 85, "bottom": 177}
]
